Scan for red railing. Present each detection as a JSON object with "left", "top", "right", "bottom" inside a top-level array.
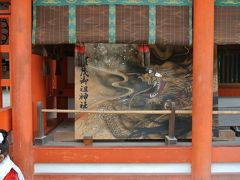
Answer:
[{"left": 0, "top": 0, "right": 12, "bottom": 131}]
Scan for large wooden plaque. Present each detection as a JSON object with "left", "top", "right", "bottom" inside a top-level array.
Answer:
[{"left": 75, "top": 44, "right": 218, "bottom": 140}]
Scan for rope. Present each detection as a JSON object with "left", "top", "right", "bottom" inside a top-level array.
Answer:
[{"left": 41, "top": 109, "right": 240, "bottom": 115}]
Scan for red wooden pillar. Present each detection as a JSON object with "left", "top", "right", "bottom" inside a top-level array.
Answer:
[
  {"left": 192, "top": 0, "right": 214, "bottom": 179},
  {"left": 11, "top": 0, "right": 33, "bottom": 179}
]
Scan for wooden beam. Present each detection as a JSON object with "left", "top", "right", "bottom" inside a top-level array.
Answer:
[
  {"left": 33, "top": 146, "right": 191, "bottom": 163},
  {"left": 192, "top": 0, "right": 214, "bottom": 179},
  {"left": 219, "top": 85, "right": 240, "bottom": 97},
  {"left": 11, "top": 0, "right": 33, "bottom": 179},
  {"left": 212, "top": 147, "right": 240, "bottom": 162},
  {"left": 1, "top": 79, "right": 11, "bottom": 87},
  {"left": 0, "top": 45, "right": 10, "bottom": 52},
  {"left": 33, "top": 146, "right": 240, "bottom": 164}
]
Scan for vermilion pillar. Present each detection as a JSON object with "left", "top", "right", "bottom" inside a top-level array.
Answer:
[
  {"left": 192, "top": 0, "right": 214, "bottom": 179},
  {"left": 11, "top": 0, "right": 33, "bottom": 179}
]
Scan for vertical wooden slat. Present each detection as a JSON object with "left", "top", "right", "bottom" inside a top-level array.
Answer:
[
  {"left": 234, "top": 53, "right": 237, "bottom": 83},
  {"left": 222, "top": 54, "right": 226, "bottom": 83},
  {"left": 230, "top": 54, "right": 234, "bottom": 83},
  {"left": 226, "top": 54, "right": 230, "bottom": 83},
  {"left": 218, "top": 52, "right": 222, "bottom": 84},
  {"left": 236, "top": 53, "right": 240, "bottom": 83}
]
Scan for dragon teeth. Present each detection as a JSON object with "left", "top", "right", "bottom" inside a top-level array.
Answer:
[{"left": 155, "top": 72, "right": 162, "bottom": 77}]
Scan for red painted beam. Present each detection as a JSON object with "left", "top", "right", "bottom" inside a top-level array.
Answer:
[
  {"left": 192, "top": 0, "right": 214, "bottom": 179},
  {"left": 1, "top": 79, "right": 11, "bottom": 87},
  {"left": 219, "top": 85, "right": 240, "bottom": 97},
  {"left": 33, "top": 146, "right": 240, "bottom": 164},
  {"left": 0, "top": 10, "right": 10, "bottom": 15},
  {"left": 33, "top": 146, "right": 191, "bottom": 163},
  {"left": 212, "top": 146, "right": 240, "bottom": 162},
  {"left": 11, "top": 0, "right": 33, "bottom": 179},
  {"left": 0, "top": 45, "right": 10, "bottom": 52}
]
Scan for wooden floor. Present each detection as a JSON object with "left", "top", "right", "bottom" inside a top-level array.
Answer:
[{"left": 43, "top": 119, "right": 240, "bottom": 146}]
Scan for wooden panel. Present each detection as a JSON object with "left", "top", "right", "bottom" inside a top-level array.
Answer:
[
  {"left": 76, "top": 6, "right": 109, "bottom": 43},
  {"left": 34, "top": 5, "right": 191, "bottom": 45},
  {"left": 116, "top": 6, "right": 149, "bottom": 43},
  {"left": 215, "top": 7, "right": 240, "bottom": 44},
  {"left": 156, "top": 6, "right": 189, "bottom": 45},
  {"left": 74, "top": 45, "right": 218, "bottom": 140},
  {"left": 33, "top": 5, "right": 240, "bottom": 45},
  {"left": 75, "top": 44, "right": 193, "bottom": 140},
  {"left": 36, "top": 6, "right": 69, "bottom": 44}
]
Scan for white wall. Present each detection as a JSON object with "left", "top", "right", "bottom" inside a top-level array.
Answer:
[{"left": 34, "top": 163, "right": 240, "bottom": 174}]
